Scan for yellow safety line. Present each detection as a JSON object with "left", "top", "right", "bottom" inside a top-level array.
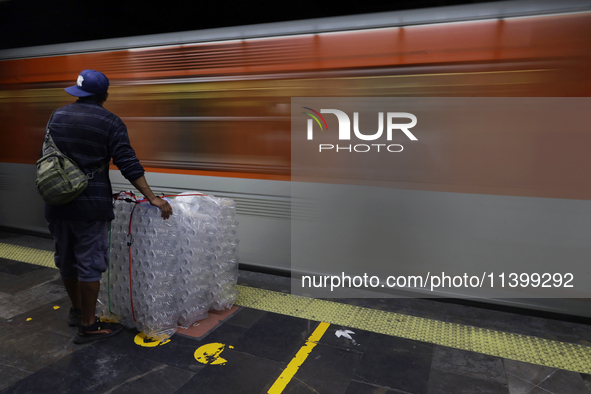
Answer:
[
  {"left": 234, "top": 286, "right": 591, "bottom": 375},
  {"left": 0, "top": 242, "right": 55, "bottom": 268},
  {"left": 267, "top": 322, "right": 330, "bottom": 394},
  {"left": 2, "top": 242, "right": 590, "bottom": 375}
]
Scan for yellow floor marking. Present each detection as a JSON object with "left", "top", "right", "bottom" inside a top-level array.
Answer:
[
  {"left": 26, "top": 318, "right": 32, "bottom": 321},
  {"left": 194, "top": 343, "right": 234, "bottom": 365},
  {"left": 267, "top": 321, "right": 330, "bottom": 394},
  {"left": 53, "top": 306, "right": 60, "bottom": 310},
  {"left": 0, "top": 242, "right": 55, "bottom": 268},
  {"left": 134, "top": 332, "right": 171, "bottom": 347},
  {"left": 6, "top": 242, "right": 591, "bottom": 375},
  {"left": 234, "top": 286, "right": 591, "bottom": 375}
]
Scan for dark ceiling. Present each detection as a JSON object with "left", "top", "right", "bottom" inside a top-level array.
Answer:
[{"left": 0, "top": 0, "right": 510, "bottom": 50}]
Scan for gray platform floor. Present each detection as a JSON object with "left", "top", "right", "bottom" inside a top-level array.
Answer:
[{"left": 1, "top": 230, "right": 591, "bottom": 393}]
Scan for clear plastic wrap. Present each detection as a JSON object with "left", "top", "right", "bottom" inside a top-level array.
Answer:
[{"left": 97, "top": 191, "right": 240, "bottom": 340}]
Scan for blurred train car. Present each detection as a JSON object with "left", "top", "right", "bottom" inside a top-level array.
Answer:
[{"left": 1, "top": 1, "right": 591, "bottom": 314}]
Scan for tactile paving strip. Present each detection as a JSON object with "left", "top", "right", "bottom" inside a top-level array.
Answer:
[
  {"left": 0, "top": 242, "right": 55, "bottom": 268},
  {"left": 235, "top": 285, "right": 591, "bottom": 374},
  {"left": 2, "top": 242, "right": 590, "bottom": 374}
]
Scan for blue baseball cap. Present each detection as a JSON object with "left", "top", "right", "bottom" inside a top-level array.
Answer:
[{"left": 65, "top": 69, "right": 109, "bottom": 97}]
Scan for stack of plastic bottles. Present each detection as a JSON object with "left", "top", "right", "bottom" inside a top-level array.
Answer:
[{"left": 96, "top": 191, "right": 239, "bottom": 340}]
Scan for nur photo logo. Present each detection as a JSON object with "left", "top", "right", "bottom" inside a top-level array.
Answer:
[{"left": 303, "top": 107, "right": 418, "bottom": 152}]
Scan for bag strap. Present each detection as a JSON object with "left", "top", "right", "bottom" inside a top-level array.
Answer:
[
  {"left": 44, "top": 110, "right": 58, "bottom": 141},
  {"left": 86, "top": 162, "right": 108, "bottom": 179},
  {"left": 41, "top": 110, "right": 58, "bottom": 156},
  {"left": 43, "top": 109, "right": 109, "bottom": 179}
]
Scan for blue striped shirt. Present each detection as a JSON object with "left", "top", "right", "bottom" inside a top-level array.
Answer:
[{"left": 44, "top": 100, "right": 145, "bottom": 221}]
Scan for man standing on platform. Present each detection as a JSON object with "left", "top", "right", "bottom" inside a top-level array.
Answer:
[{"left": 44, "top": 69, "right": 172, "bottom": 344}]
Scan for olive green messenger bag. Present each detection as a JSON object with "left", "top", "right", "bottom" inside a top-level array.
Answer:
[{"left": 36, "top": 110, "right": 107, "bottom": 205}]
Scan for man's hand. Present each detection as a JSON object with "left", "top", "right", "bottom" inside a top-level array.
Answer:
[
  {"left": 148, "top": 196, "right": 173, "bottom": 220},
  {"left": 129, "top": 175, "right": 173, "bottom": 220}
]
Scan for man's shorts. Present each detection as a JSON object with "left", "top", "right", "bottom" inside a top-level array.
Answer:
[{"left": 48, "top": 219, "right": 110, "bottom": 282}]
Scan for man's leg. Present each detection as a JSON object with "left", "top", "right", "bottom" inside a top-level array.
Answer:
[
  {"left": 73, "top": 220, "right": 122, "bottom": 344},
  {"left": 62, "top": 277, "right": 81, "bottom": 310},
  {"left": 76, "top": 278, "right": 122, "bottom": 344},
  {"left": 79, "top": 280, "right": 100, "bottom": 326},
  {"left": 73, "top": 219, "right": 110, "bottom": 322},
  {"left": 63, "top": 276, "right": 82, "bottom": 326},
  {"left": 48, "top": 219, "right": 81, "bottom": 325}
]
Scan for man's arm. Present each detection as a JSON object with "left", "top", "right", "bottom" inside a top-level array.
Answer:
[
  {"left": 130, "top": 175, "right": 173, "bottom": 220},
  {"left": 108, "top": 121, "right": 172, "bottom": 220}
]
